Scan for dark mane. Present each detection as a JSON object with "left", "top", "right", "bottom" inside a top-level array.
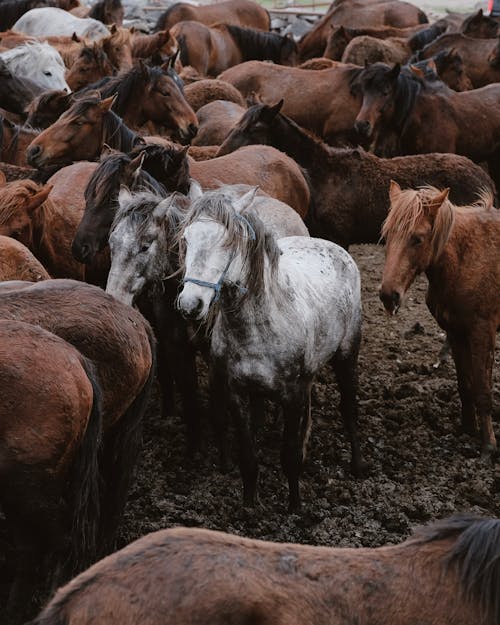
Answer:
[
  {"left": 225, "top": 24, "right": 297, "bottom": 62},
  {"left": 409, "top": 515, "right": 500, "bottom": 625},
  {"left": 0, "top": 114, "right": 20, "bottom": 161},
  {"left": 128, "top": 143, "right": 191, "bottom": 195},
  {"left": 408, "top": 22, "right": 447, "bottom": 53},
  {"left": 89, "top": 0, "right": 122, "bottom": 23}
]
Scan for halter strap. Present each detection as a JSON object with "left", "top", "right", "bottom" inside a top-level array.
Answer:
[{"left": 182, "top": 212, "right": 255, "bottom": 303}]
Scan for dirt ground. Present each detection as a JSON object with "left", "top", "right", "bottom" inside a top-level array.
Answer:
[{"left": 121, "top": 243, "right": 500, "bottom": 552}]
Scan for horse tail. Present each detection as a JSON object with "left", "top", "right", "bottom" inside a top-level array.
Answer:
[
  {"left": 67, "top": 357, "right": 103, "bottom": 575},
  {"left": 97, "top": 327, "right": 157, "bottom": 555},
  {"left": 177, "top": 33, "right": 190, "bottom": 67},
  {"left": 447, "top": 517, "right": 500, "bottom": 625}
]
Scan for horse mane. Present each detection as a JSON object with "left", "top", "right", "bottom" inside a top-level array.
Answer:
[
  {"left": 0, "top": 114, "right": 22, "bottom": 161},
  {"left": 79, "top": 45, "right": 112, "bottom": 70},
  {"left": 408, "top": 515, "right": 500, "bottom": 625},
  {"left": 224, "top": 24, "right": 296, "bottom": 62},
  {"left": 0, "top": 40, "right": 65, "bottom": 69},
  {"left": 85, "top": 150, "right": 163, "bottom": 210},
  {"left": 181, "top": 188, "right": 283, "bottom": 302},
  {"left": 128, "top": 143, "right": 191, "bottom": 194},
  {"left": 382, "top": 185, "right": 493, "bottom": 260},
  {"left": 89, "top": 0, "right": 121, "bottom": 23},
  {"left": 0, "top": 178, "right": 40, "bottom": 226}
]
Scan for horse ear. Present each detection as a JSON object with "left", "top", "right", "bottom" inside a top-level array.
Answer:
[
  {"left": 129, "top": 26, "right": 136, "bottom": 34},
  {"left": 71, "top": 32, "right": 81, "bottom": 42},
  {"left": 262, "top": 99, "right": 283, "bottom": 122},
  {"left": 428, "top": 188, "right": 450, "bottom": 216},
  {"left": 389, "top": 180, "right": 402, "bottom": 205},
  {"left": 25, "top": 185, "right": 53, "bottom": 213},
  {"left": 426, "top": 59, "right": 437, "bottom": 74},
  {"left": 188, "top": 180, "right": 203, "bottom": 202},
  {"left": 388, "top": 63, "right": 401, "bottom": 80},
  {"left": 101, "top": 143, "right": 116, "bottom": 156},
  {"left": 409, "top": 64, "right": 425, "bottom": 79},
  {"left": 0, "top": 171, "right": 6, "bottom": 186},
  {"left": 127, "top": 151, "right": 145, "bottom": 178},
  {"left": 138, "top": 58, "right": 150, "bottom": 80},
  {"left": 234, "top": 187, "right": 259, "bottom": 214},
  {"left": 98, "top": 95, "right": 116, "bottom": 112},
  {"left": 109, "top": 24, "right": 118, "bottom": 34},
  {"left": 172, "top": 145, "right": 189, "bottom": 163}
]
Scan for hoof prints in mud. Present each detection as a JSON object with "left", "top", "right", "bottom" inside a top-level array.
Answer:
[{"left": 123, "top": 243, "right": 499, "bottom": 549}]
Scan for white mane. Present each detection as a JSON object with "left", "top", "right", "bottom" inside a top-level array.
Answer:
[{"left": 0, "top": 42, "right": 70, "bottom": 92}]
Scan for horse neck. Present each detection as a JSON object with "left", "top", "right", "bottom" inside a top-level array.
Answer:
[
  {"left": 268, "top": 116, "right": 327, "bottom": 171},
  {"left": 102, "top": 111, "right": 141, "bottom": 153}
]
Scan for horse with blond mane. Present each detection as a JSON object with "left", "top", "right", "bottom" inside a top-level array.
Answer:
[{"left": 379, "top": 182, "right": 499, "bottom": 455}]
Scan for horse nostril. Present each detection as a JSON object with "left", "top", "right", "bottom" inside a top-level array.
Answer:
[
  {"left": 392, "top": 291, "right": 400, "bottom": 307},
  {"left": 379, "top": 288, "right": 400, "bottom": 313},
  {"left": 26, "top": 145, "right": 42, "bottom": 166},
  {"left": 188, "top": 123, "right": 198, "bottom": 139},
  {"left": 355, "top": 120, "right": 371, "bottom": 137}
]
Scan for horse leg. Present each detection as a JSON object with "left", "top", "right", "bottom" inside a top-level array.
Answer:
[
  {"left": 468, "top": 324, "right": 497, "bottom": 455},
  {"left": 331, "top": 346, "right": 363, "bottom": 477},
  {"left": 447, "top": 331, "right": 476, "bottom": 435},
  {"left": 281, "top": 390, "right": 309, "bottom": 512},
  {"left": 230, "top": 391, "right": 259, "bottom": 507},
  {"left": 208, "top": 365, "right": 229, "bottom": 472}
]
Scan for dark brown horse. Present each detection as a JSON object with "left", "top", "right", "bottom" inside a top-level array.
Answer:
[
  {"left": 219, "top": 61, "right": 363, "bottom": 146},
  {"left": 380, "top": 183, "right": 499, "bottom": 454},
  {"left": 414, "top": 50, "right": 474, "bottom": 91},
  {"left": 155, "top": 0, "right": 270, "bottom": 32},
  {"left": 416, "top": 33, "right": 500, "bottom": 87},
  {"left": 172, "top": 21, "right": 297, "bottom": 76},
  {"left": 25, "top": 90, "right": 74, "bottom": 129},
  {"left": 217, "top": 101, "right": 495, "bottom": 248},
  {"left": 0, "top": 318, "right": 102, "bottom": 623},
  {"left": 0, "top": 58, "right": 44, "bottom": 116},
  {"left": 298, "top": 1, "right": 428, "bottom": 60},
  {"left": 29, "top": 515, "right": 500, "bottom": 625},
  {"left": 350, "top": 62, "right": 500, "bottom": 190},
  {"left": 1, "top": 114, "right": 38, "bottom": 166}
]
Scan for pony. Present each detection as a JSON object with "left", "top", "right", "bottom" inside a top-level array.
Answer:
[
  {"left": 217, "top": 101, "right": 495, "bottom": 248},
  {"left": 0, "top": 41, "right": 69, "bottom": 92},
  {"left": 0, "top": 58, "right": 45, "bottom": 116},
  {"left": 27, "top": 515, "right": 500, "bottom": 625},
  {"left": 172, "top": 21, "right": 297, "bottom": 76},
  {"left": 25, "top": 90, "right": 74, "bottom": 129},
  {"left": 95, "top": 60, "right": 198, "bottom": 138},
  {"left": 13, "top": 7, "right": 110, "bottom": 40},
  {"left": 100, "top": 24, "right": 133, "bottom": 70},
  {"left": 155, "top": 0, "right": 270, "bottom": 32},
  {"left": 184, "top": 78, "right": 245, "bottom": 112},
  {"left": 177, "top": 187, "right": 362, "bottom": 509},
  {"left": 65, "top": 44, "right": 115, "bottom": 91},
  {"left": 0, "top": 319, "right": 103, "bottom": 623},
  {"left": 350, "top": 62, "right": 500, "bottom": 190},
  {"left": 416, "top": 33, "right": 500, "bottom": 88},
  {"left": 192, "top": 99, "right": 245, "bottom": 146},
  {"left": 0, "top": 115, "right": 39, "bottom": 166},
  {"left": 460, "top": 8, "right": 499, "bottom": 38},
  {"left": 26, "top": 96, "right": 144, "bottom": 169},
  {"left": 298, "top": 1, "right": 428, "bottom": 60},
  {"left": 414, "top": 50, "right": 474, "bottom": 91},
  {"left": 0, "top": 278, "right": 155, "bottom": 560},
  {"left": 380, "top": 183, "right": 500, "bottom": 455},
  {"left": 0, "top": 234, "right": 50, "bottom": 281},
  {"left": 218, "top": 61, "right": 363, "bottom": 146}
]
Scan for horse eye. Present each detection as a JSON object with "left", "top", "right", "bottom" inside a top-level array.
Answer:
[
  {"left": 410, "top": 234, "right": 423, "bottom": 246},
  {"left": 140, "top": 243, "right": 151, "bottom": 253},
  {"left": 44, "top": 71, "right": 52, "bottom": 76}
]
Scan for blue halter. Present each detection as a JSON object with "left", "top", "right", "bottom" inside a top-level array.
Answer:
[{"left": 183, "top": 214, "right": 256, "bottom": 304}]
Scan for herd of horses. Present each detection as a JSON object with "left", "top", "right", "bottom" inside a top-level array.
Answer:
[{"left": 0, "top": 0, "right": 499, "bottom": 623}]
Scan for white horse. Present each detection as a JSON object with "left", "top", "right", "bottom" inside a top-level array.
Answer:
[
  {"left": 177, "top": 187, "right": 363, "bottom": 511},
  {"left": 0, "top": 42, "right": 70, "bottom": 92},
  {"left": 13, "top": 7, "right": 110, "bottom": 41}
]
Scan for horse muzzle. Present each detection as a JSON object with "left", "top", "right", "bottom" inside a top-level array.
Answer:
[
  {"left": 26, "top": 144, "right": 44, "bottom": 168},
  {"left": 177, "top": 291, "right": 206, "bottom": 321},
  {"left": 379, "top": 286, "right": 401, "bottom": 315},
  {"left": 354, "top": 119, "right": 373, "bottom": 139},
  {"left": 178, "top": 123, "right": 198, "bottom": 144}
]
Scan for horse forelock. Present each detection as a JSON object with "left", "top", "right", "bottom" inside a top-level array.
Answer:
[
  {"left": 408, "top": 515, "right": 500, "bottom": 625},
  {"left": 0, "top": 179, "right": 45, "bottom": 228}
]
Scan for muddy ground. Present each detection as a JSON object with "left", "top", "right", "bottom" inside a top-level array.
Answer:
[{"left": 122, "top": 243, "right": 500, "bottom": 551}]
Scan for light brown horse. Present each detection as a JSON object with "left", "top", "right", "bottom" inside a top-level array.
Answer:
[
  {"left": 0, "top": 318, "right": 103, "bottom": 622},
  {"left": 65, "top": 43, "right": 115, "bottom": 91},
  {"left": 342, "top": 34, "right": 412, "bottom": 65},
  {"left": 155, "top": 0, "right": 270, "bottom": 32},
  {"left": 219, "top": 61, "right": 362, "bottom": 145},
  {"left": 192, "top": 99, "right": 245, "bottom": 146},
  {"left": 29, "top": 515, "right": 500, "bottom": 625},
  {"left": 131, "top": 29, "right": 178, "bottom": 60},
  {"left": 299, "top": 1, "right": 428, "bottom": 60},
  {"left": 0, "top": 234, "right": 50, "bottom": 280},
  {"left": 172, "top": 21, "right": 297, "bottom": 76},
  {"left": 380, "top": 183, "right": 499, "bottom": 454}
]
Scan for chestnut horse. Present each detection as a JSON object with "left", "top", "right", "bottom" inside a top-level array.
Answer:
[
  {"left": 217, "top": 101, "right": 495, "bottom": 248},
  {"left": 0, "top": 234, "right": 50, "bottom": 281},
  {"left": 380, "top": 183, "right": 499, "bottom": 455},
  {"left": 184, "top": 77, "right": 245, "bottom": 111},
  {"left": 219, "top": 61, "right": 362, "bottom": 146},
  {"left": 29, "top": 515, "right": 500, "bottom": 625},
  {"left": 155, "top": 0, "right": 270, "bottom": 32},
  {"left": 0, "top": 318, "right": 103, "bottom": 623},
  {"left": 351, "top": 62, "right": 500, "bottom": 191},
  {"left": 298, "top": 1, "right": 428, "bottom": 60},
  {"left": 192, "top": 99, "right": 245, "bottom": 146},
  {"left": 65, "top": 44, "right": 115, "bottom": 91},
  {"left": 172, "top": 21, "right": 297, "bottom": 76}
]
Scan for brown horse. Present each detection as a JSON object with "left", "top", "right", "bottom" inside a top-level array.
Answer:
[
  {"left": 351, "top": 63, "right": 500, "bottom": 190},
  {"left": 172, "top": 21, "right": 297, "bottom": 76},
  {"left": 219, "top": 61, "right": 362, "bottom": 146},
  {"left": 1, "top": 114, "right": 38, "bottom": 166},
  {"left": 0, "top": 279, "right": 155, "bottom": 559},
  {"left": 192, "top": 99, "right": 245, "bottom": 146},
  {"left": 298, "top": 1, "right": 428, "bottom": 60},
  {"left": 380, "top": 183, "right": 500, "bottom": 454},
  {"left": 131, "top": 29, "right": 178, "bottom": 60},
  {"left": 25, "top": 90, "right": 74, "bottom": 129},
  {"left": 0, "top": 234, "right": 50, "bottom": 280},
  {"left": 29, "top": 515, "right": 500, "bottom": 625},
  {"left": 184, "top": 77, "right": 245, "bottom": 111},
  {"left": 155, "top": 0, "right": 270, "bottom": 32},
  {"left": 217, "top": 101, "right": 495, "bottom": 248},
  {"left": 415, "top": 50, "right": 474, "bottom": 91},
  {"left": 342, "top": 34, "right": 411, "bottom": 65},
  {"left": 65, "top": 43, "right": 115, "bottom": 91},
  {"left": 417, "top": 33, "right": 500, "bottom": 87},
  {"left": 0, "top": 318, "right": 102, "bottom": 622}
]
